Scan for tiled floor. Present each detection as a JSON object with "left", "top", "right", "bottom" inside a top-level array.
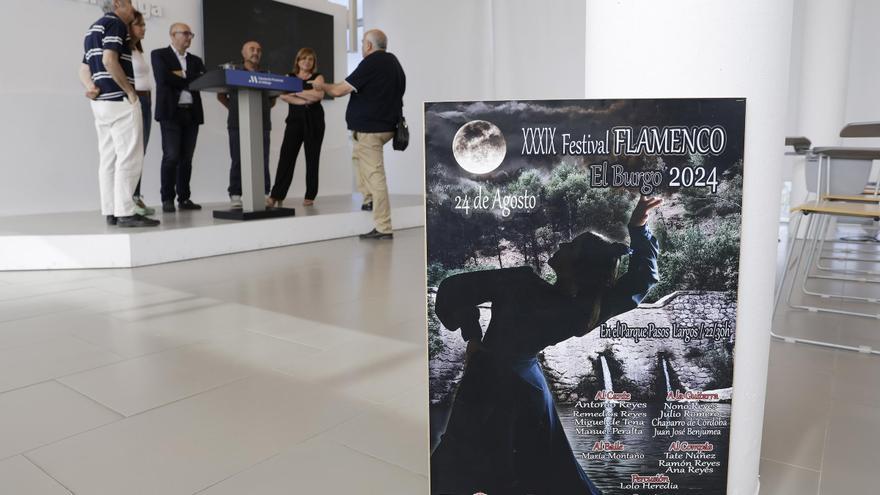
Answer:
[
  {"left": 0, "top": 228, "right": 429, "bottom": 495},
  {"left": 0, "top": 223, "right": 878, "bottom": 494},
  {"left": 761, "top": 224, "right": 880, "bottom": 494}
]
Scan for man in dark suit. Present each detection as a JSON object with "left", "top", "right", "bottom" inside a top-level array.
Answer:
[{"left": 151, "top": 22, "right": 205, "bottom": 213}]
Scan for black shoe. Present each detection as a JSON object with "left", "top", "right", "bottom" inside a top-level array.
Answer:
[
  {"left": 117, "top": 214, "right": 160, "bottom": 228},
  {"left": 178, "top": 199, "right": 202, "bottom": 210},
  {"left": 359, "top": 228, "right": 393, "bottom": 240},
  {"left": 106, "top": 215, "right": 117, "bottom": 225},
  {"left": 162, "top": 201, "right": 175, "bottom": 213},
  {"left": 361, "top": 202, "right": 373, "bottom": 211}
]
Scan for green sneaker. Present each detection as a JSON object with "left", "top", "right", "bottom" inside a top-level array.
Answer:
[{"left": 134, "top": 196, "right": 156, "bottom": 216}]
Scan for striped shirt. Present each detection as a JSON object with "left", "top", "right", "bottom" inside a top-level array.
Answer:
[{"left": 82, "top": 13, "right": 134, "bottom": 102}]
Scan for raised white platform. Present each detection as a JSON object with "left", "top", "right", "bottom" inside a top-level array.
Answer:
[{"left": 0, "top": 194, "right": 424, "bottom": 270}]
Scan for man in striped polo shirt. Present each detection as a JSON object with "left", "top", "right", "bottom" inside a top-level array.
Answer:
[{"left": 78, "top": 0, "right": 159, "bottom": 227}]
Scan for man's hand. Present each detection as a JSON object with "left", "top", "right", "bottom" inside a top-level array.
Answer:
[
  {"left": 172, "top": 70, "right": 185, "bottom": 78},
  {"left": 629, "top": 196, "right": 663, "bottom": 227},
  {"left": 311, "top": 80, "right": 353, "bottom": 97},
  {"left": 84, "top": 84, "right": 100, "bottom": 100}
]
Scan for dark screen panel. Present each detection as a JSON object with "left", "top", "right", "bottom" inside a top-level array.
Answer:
[{"left": 203, "top": 0, "right": 334, "bottom": 82}]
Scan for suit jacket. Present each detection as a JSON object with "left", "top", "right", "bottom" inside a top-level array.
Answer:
[{"left": 151, "top": 46, "right": 205, "bottom": 124}]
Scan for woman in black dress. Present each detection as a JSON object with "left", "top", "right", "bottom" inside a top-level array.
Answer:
[
  {"left": 268, "top": 48, "right": 325, "bottom": 208},
  {"left": 431, "top": 196, "right": 663, "bottom": 495}
]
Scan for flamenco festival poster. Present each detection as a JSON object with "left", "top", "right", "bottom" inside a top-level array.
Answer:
[{"left": 424, "top": 99, "right": 746, "bottom": 495}]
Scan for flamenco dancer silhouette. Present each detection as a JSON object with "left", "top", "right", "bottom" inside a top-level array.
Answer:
[{"left": 431, "top": 196, "right": 662, "bottom": 495}]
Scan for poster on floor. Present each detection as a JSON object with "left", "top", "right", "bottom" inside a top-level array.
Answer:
[{"left": 424, "top": 98, "right": 746, "bottom": 495}]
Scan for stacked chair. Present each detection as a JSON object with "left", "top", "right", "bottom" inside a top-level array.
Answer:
[{"left": 773, "top": 123, "right": 880, "bottom": 353}]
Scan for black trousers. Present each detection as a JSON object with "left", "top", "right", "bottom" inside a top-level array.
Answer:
[
  {"left": 228, "top": 128, "right": 271, "bottom": 196},
  {"left": 134, "top": 94, "right": 152, "bottom": 198},
  {"left": 159, "top": 108, "right": 199, "bottom": 203},
  {"left": 271, "top": 113, "right": 325, "bottom": 201}
]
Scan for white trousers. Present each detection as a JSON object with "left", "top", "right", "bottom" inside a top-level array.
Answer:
[{"left": 90, "top": 99, "right": 144, "bottom": 217}]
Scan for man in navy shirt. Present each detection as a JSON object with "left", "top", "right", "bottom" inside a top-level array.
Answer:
[
  {"left": 217, "top": 41, "right": 275, "bottom": 208},
  {"left": 313, "top": 29, "right": 405, "bottom": 240},
  {"left": 78, "top": 0, "right": 159, "bottom": 227}
]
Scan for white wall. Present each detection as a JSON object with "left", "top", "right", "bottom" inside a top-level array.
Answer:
[
  {"left": 0, "top": 0, "right": 349, "bottom": 217},
  {"left": 783, "top": 0, "right": 880, "bottom": 197},
  {"left": 785, "top": 0, "right": 806, "bottom": 135},
  {"left": 362, "top": 0, "right": 586, "bottom": 195},
  {"left": 786, "top": 0, "right": 880, "bottom": 146},
  {"left": 843, "top": 0, "right": 880, "bottom": 148}
]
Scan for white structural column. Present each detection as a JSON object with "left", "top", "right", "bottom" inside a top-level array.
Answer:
[
  {"left": 788, "top": 0, "right": 854, "bottom": 209},
  {"left": 585, "top": 2, "right": 794, "bottom": 494},
  {"left": 796, "top": 0, "right": 854, "bottom": 146}
]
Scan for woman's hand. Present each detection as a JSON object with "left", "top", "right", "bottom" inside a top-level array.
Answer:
[{"left": 629, "top": 196, "right": 663, "bottom": 227}]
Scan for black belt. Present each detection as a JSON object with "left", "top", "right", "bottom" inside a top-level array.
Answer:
[{"left": 177, "top": 104, "right": 193, "bottom": 109}]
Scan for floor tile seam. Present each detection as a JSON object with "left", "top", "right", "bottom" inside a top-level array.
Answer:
[
  {"left": 17, "top": 453, "right": 76, "bottom": 495},
  {"left": 0, "top": 303, "right": 77, "bottom": 325},
  {"left": 71, "top": 328, "right": 246, "bottom": 363},
  {"left": 314, "top": 401, "right": 386, "bottom": 434},
  {"left": 361, "top": 382, "right": 430, "bottom": 410},
  {"left": 99, "top": 298, "right": 230, "bottom": 324},
  {"left": 83, "top": 283, "right": 177, "bottom": 299},
  {"left": 0, "top": 287, "right": 84, "bottom": 304},
  {"left": 0, "top": 272, "right": 109, "bottom": 289},
  {"left": 124, "top": 235, "right": 379, "bottom": 275},
  {"left": 0, "top": 330, "right": 74, "bottom": 355},
  {"left": 0, "top": 279, "right": 146, "bottom": 303},
  {"left": 273, "top": 399, "right": 385, "bottom": 452},
  {"left": 170, "top": 256, "right": 365, "bottom": 286},
  {"left": 68, "top": 325, "right": 257, "bottom": 362},
  {"left": 172, "top": 393, "right": 392, "bottom": 491},
  {"left": 50, "top": 379, "right": 127, "bottom": 419},
  {"left": 64, "top": 333, "right": 128, "bottom": 363},
  {"left": 766, "top": 359, "right": 836, "bottom": 379},
  {"left": 331, "top": 437, "right": 429, "bottom": 478},
  {"left": 87, "top": 294, "right": 210, "bottom": 322},
  {"left": 4, "top": 334, "right": 132, "bottom": 389},
  {"left": 241, "top": 327, "right": 326, "bottom": 352},
  {"left": 353, "top": 324, "right": 430, "bottom": 348},
  {"left": 188, "top": 450, "right": 287, "bottom": 495},
  {"left": 0, "top": 347, "right": 127, "bottom": 396},
  {"left": 759, "top": 454, "right": 822, "bottom": 474},
  {"left": 759, "top": 456, "right": 822, "bottom": 474},
  {"left": 816, "top": 396, "right": 839, "bottom": 494},
  {"left": 269, "top": 343, "right": 425, "bottom": 385},
  {"left": 12, "top": 399, "right": 126, "bottom": 460},
  {"left": 0, "top": 378, "right": 65, "bottom": 398},
  {"left": 63, "top": 369, "right": 260, "bottom": 419}
]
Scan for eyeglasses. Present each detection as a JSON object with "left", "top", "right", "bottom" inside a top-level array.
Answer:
[{"left": 173, "top": 31, "right": 195, "bottom": 38}]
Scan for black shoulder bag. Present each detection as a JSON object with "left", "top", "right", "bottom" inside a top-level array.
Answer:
[{"left": 393, "top": 114, "right": 409, "bottom": 151}]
